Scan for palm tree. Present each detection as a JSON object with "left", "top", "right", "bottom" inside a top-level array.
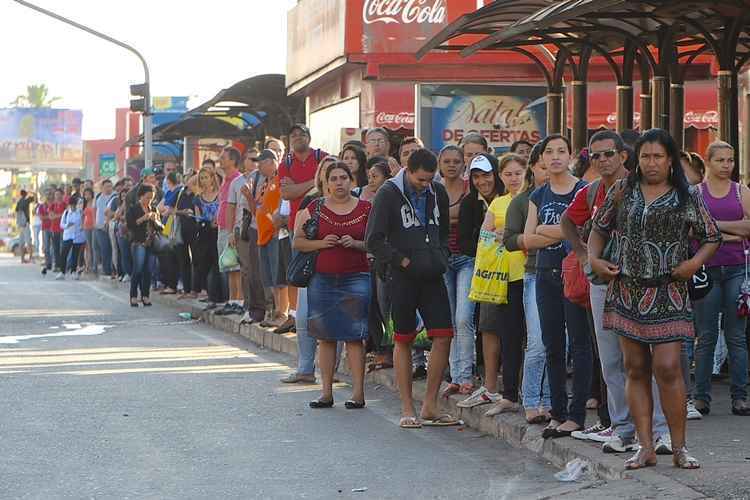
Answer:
[{"left": 10, "top": 84, "right": 62, "bottom": 108}]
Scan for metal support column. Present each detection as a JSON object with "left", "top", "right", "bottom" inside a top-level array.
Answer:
[
  {"left": 571, "top": 81, "right": 588, "bottom": 152},
  {"left": 616, "top": 85, "right": 634, "bottom": 132},
  {"left": 669, "top": 83, "right": 685, "bottom": 151}
]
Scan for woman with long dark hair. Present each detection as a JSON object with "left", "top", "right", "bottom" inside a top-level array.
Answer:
[
  {"left": 341, "top": 143, "right": 368, "bottom": 190},
  {"left": 590, "top": 128, "right": 721, "bottom": 469},
  {"left": 126, "top": 184, "right": 163, "bottom": 306}
]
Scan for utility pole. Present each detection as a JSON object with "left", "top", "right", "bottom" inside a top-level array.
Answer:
[{"left": 12, "top": 0, "right": 152, "bottom": 170}]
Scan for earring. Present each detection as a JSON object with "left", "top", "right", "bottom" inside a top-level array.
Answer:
[{"left": 670, "top": 166, "right": 673, "bottom": 177}]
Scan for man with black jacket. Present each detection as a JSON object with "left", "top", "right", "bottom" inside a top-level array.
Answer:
[{"left": 366, "top": 148, "right": 459, "bottom": 428}]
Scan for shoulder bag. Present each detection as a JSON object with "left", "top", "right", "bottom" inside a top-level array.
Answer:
[{"left": 286, "top": 198, "right": 323, "bottom": 287}]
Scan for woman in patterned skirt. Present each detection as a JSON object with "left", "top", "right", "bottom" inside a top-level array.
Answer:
[{"left": 589, "top": 128, "right": 721, "bottom": 470}]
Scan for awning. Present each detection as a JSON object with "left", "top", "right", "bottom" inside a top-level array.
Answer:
[{"left": 586, "top": 80, "right": 718, "bottom": 130}]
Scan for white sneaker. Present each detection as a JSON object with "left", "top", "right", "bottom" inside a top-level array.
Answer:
[
  {"left": 457, "top": 387, "right": 500, "bottom": 408},
  {"left": 571, "top": 423, "right": 612, "bottom": 442},
  {"left": 484, "top": 398, "right": 520, "bottom": 416},
  {"left": 239, "top": 312, "right": 253, "bottom": 324},
  {"left": 74, "top": 272, "right": 81, "bottom": 281},
  {"left": 602, "top": 435, "right": 638, "bottom": 453},
  {"left": 686, "top": 399, "right": 703, "bottom": 420},
  {"left": 55, "top": 272, "right": 65, "bottom": 280},
  {"left": 655, "top": 434, "right": 673, "bottom": 455},
  {"left": 123, "top": 275, "right": 131, "bottom": 283}
]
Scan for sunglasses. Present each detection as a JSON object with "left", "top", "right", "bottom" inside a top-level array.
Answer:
[{"left": 590, "top": 149, "right": 618, "bottom": 161}]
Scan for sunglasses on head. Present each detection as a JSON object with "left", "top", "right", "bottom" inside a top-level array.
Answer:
[{"left": 590, "top": 149, "right": 618, "bottom": 161}]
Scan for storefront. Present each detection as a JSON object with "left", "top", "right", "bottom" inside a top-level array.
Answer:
[{"left": 286, "top": 0, "right": 719, "bottom": 155}]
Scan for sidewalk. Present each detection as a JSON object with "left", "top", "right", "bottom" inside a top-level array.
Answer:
[{"left": 100, "top": 277, "right": 749, "bottom": 499}]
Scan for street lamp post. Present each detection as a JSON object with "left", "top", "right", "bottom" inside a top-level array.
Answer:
[{"left": 12, "top": 0, "right": 153, "bottom": 171}]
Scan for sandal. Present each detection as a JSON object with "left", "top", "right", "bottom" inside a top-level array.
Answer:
[
  {"left": 309, "top": 398, "right": 334, "bottom": 409},
  {"left": 625, "top": 447, "right": 657, "bottom": 470},
  {"left": 130, "top": 298, "right": 139, "bottom": 308},
  {"left": 526, "top": 408, "right": 549, "bottom": 424},
  {"left": 458, "top": 383, "right": 475, "bottom": 395},
  {"left": 399, "top": 416, "right": 422, "bottom": 429},
  {"left": 141, "top": 299, "right": 152, "bottom": 307},
  {"left": 673, "top": 446, "right": 700, "bottom": 469},
  {"left": 441, "top": 383, "right": 460, "bottom": 399},
  {"left": 421, "top": 414, "right": 461, "bottom": 427},
  {"left": 344, "top": 400, "right": 366, "bottom": 409},
  {"left": 541, "top": 419, "right": 562, "bottom": 439}
]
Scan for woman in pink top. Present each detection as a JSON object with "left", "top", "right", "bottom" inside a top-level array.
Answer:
[
  {"left": 693, "top": 142, "right": 750, "bottom": 417},
  {"left": 83, "top": 188, "right": 96, "bottom": 272}
]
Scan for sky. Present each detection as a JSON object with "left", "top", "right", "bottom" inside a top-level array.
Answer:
[{"left": 1, "top": 0, "right": 295, "bottom": 140}]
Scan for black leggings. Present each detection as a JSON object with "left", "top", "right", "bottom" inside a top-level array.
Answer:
[
  {"left": 175, "top": 242, "right": 193, "bottom": 293},
  {"left": 494, "top": 281, "right": 525, "bottom": 402},
  {"left": 193, "top": 228, "right": 222, "bottom": 302}
]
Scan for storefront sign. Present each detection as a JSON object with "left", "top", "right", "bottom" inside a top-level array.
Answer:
[
  {"left": 418, "top": 84, "right": 547, "bottom": 153},
  {"left": 376, "top": 111, "right": 416, "bottom": 127},
  {"left": 605, "top": 111, "right": 719, "bottom": 128},
  {"left": 363, "top": 0, "right": 447, "bottom": 25},
  {"left": 98, "top": 153, "right": 117, "bottom": 178}
]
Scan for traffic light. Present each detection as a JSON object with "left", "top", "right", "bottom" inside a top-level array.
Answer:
[{"left": 129, "top": 82, "right": 150, "bottom": 114}]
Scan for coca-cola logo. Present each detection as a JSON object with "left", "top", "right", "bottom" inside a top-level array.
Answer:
[
  {"left": 376, "top": 111, "right": 416, "bottom": 126},
  {"left": 363, "top": 0, "right": 447, "bottom": 25},
  {"left": 605, "top": 110, "right": 718, "bottom": 126}
]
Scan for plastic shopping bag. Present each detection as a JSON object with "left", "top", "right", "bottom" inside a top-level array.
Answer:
[{"left": 468, "top": 229, "right": 509, "bottom": 305}]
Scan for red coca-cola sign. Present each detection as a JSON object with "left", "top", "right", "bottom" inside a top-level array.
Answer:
[
  {"left": 376, "top": 111, "right": 416, "bottom": 126},
  {"left": 363, "top": 0, "right": 447, "bottom": 25}
]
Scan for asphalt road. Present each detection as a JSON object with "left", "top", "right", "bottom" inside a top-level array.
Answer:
[{"left": 0, "top": 254, "right": 719, "bottom": 500}]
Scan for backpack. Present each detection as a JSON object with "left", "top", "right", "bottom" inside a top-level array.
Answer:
[{"left": 283, "top": 149, "right": 324, "bottom": 169}]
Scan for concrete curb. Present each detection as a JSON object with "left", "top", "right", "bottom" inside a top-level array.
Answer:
[{"left": 98, "top": 277, "right": 706, "bottom": 495}]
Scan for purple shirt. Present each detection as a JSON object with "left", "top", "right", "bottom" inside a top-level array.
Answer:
[{"left": 700, "top": 182, "right": 745, "bottom": 267}]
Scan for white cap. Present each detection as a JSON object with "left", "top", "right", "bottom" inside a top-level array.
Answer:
[{"left": 469, "top": 155, "right": 493, "bottom": 173}]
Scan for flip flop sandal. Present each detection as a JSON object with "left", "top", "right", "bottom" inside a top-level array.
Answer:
[
  {"left": 625, "top": 448, "right": 657, "bottom": 470},
  {"left": 399, "top": 416, "right": 422, "bottom": 429},
  {"left": 441, "top": 383, "right": 460, "bottom": 399},
  {"left": 422, "top": 414, "right": 461, "bottom": 427},
  {"left": 345, "top": 400, "right": 366, "bottom": 409},
  {"left": 309, "top": 399, "right": 334, "bottom": 409},
  {"left": 367, "top": 362, "right": 393, "bottom": 373}
]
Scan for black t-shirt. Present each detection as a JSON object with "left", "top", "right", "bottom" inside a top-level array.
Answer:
[{"left": 15, "top": 196, "right": 33, "bottom": 224}]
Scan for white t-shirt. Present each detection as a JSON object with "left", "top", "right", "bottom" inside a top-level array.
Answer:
[{"left": 228, "top": 173, "right": 251, "bottom": 231}]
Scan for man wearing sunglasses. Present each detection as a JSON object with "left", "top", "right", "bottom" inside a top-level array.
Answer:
[{"left": 560, "top": 130, "right": 672, "bottom": 455}]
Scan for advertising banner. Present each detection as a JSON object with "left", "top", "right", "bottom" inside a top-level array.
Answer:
[
  {"left": 0, "top": 108, "right": 83, "bottom": 163},
  {"left": 98, "top": 153, "right": 117, "bottom": 178},
  {"left": 417, "top": 84, "right": 547, "bottom": 154}
]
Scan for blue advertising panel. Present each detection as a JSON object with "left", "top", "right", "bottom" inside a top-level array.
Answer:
[
  {"left": 418, "top": 84, "right": 547, "bottom": 154},
  {"left": 0, "top": 108, "right": 83, "bottom": 163}
]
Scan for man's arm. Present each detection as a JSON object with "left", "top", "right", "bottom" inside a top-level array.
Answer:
[
  {"left": 365, "top": 186, "right": 406, "bottom": 268},
  {"left": 561, "top": 213, "right": 586, "bottom": 263},
  {"left": 280, "top": 177, "right": 314, "bottom": 201}
]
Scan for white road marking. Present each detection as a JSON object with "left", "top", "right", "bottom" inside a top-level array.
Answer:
[{"left": 0, "top": 323, "right": 113, "bottom": 344}]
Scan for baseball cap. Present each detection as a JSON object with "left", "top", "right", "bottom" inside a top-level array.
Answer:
[
  {"left": 469, "top": 154, "right": 493, "bottom": 173},
  {"left": 72, "top": 177, "right": 82, "bottom": 185},
  {"left": 141, "top": 167, "right": 156, "bottom": 177},
  {"left": 288, "top": 123, "right": 310, "bottom": 136},
  {"left": 256, "top": 149, "right": 279, "bottom": 163}
]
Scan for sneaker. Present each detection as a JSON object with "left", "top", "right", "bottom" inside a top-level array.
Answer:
[
  {"left": 655, "top": 434, "right": 673, "bottom": 455},
  {"left": 602, "top": 435, "right": 638, "bottom": 453},
  {"left": 457, "top": 387, "right": 500, "bottom": 408},
  {"left": 280, "top": 372, "right": 316, "bottom": 384},
  {"left": 686, "top": 399, "right": 703, "bottom": 420},
  {"left": 731, "top": 399, "right": 750, "bottom": 416},
  {"left": 55, "top": 272, "right": 65, "bottom": 280},
  {"left": 485, "top": 398, "right": 520, "bottom": 416},
  {"left": 41, "top": 267, "right": 47, "bottom": 276},
  {"left": 239, "top": 312, "right": 254, "bottom": 325},
  {"left": 571, "top": 423, "right": 612, "bottom": 442}
]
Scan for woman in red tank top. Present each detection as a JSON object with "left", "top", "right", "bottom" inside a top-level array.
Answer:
[{"left": 293, "top": 161, "right": 372, "bottom": 410}]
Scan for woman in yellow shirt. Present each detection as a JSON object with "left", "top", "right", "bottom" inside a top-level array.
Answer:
[{"left": 457, "top": 153, "right": 529, "bottom": 415}]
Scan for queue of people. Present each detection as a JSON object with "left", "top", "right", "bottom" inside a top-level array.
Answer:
[{"left": 19, "top": 121, "right": 750, "bottom": 471}]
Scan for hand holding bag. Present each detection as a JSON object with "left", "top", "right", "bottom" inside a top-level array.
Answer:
[
  {"left": 286, "top": 199, "right": 322, "bottom": 288},
  {"left": 468, "top": 229, "right": 509, "bottom": 305}
]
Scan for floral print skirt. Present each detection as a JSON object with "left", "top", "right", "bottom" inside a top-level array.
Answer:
[{"left": 603, "top": 277, "right": 695, "bottom": 344}]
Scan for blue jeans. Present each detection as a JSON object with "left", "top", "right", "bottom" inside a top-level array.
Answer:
[
  {"left": 94, "top": 228, "right": 112, "bottom": 275},
  {"left": 43, "top": 230, "right": 54, "bottom": 270},
  {"left": 536, "top": 268, "right": 593, "bottom": 426},
  {"left": 295, "top": 287, "right": 317, "bottom": 375},
  {"left": 445, "top": 254, "right": 476, "bottom": 385},
  {"left": 130, "top": 243, "right": 152, "bottom": 299},
  {"left": 522, "top": 272, "right": 551, "bottom": 409},
  {"left": 694, "top": 265, "right": 749, "bottom": 403},
  {"left": 117, "top": 235, "right": 132, "bottom": 277}
]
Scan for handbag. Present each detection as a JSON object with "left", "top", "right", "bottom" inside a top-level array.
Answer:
[
  {"left": 286, "top": 198, "right": 323, "bottom": 287},
  {"left": 219, "top": 245, "right": 240, "bottom": 271},
  {"left": 563, "top": 252, "right": 591, "bottom": 308}
]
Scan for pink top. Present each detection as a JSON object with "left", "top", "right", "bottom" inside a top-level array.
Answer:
[{"left": 217, "top": 170, "right": 241, "bottom": 231}]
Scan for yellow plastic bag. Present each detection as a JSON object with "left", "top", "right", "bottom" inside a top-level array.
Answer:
[
  {"left": 468, "top": 229, "right": 510, "bottom": 305},
  {"left": 162, "top": 214, "right": 174, "bottom": 237}
]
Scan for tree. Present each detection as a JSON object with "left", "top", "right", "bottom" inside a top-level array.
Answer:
[{"left": 10, "top": 84, "right": 61, "bottom": 108}]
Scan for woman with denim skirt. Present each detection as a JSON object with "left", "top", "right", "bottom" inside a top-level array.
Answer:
[
  {"left": 294, "top": 162, "right": 371, "bottom": 409},
  {"left": 436, "top": 145, "right": 475, "bottom": 396},
  {"left": 692, "top": 141, "right": 750, "bottom": 417},
  {"left": 524, "top": 134, "right": 592, "bottom": 438},
  {"left": 504, "top": 143, "right": 552, "bottom": 423}
]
